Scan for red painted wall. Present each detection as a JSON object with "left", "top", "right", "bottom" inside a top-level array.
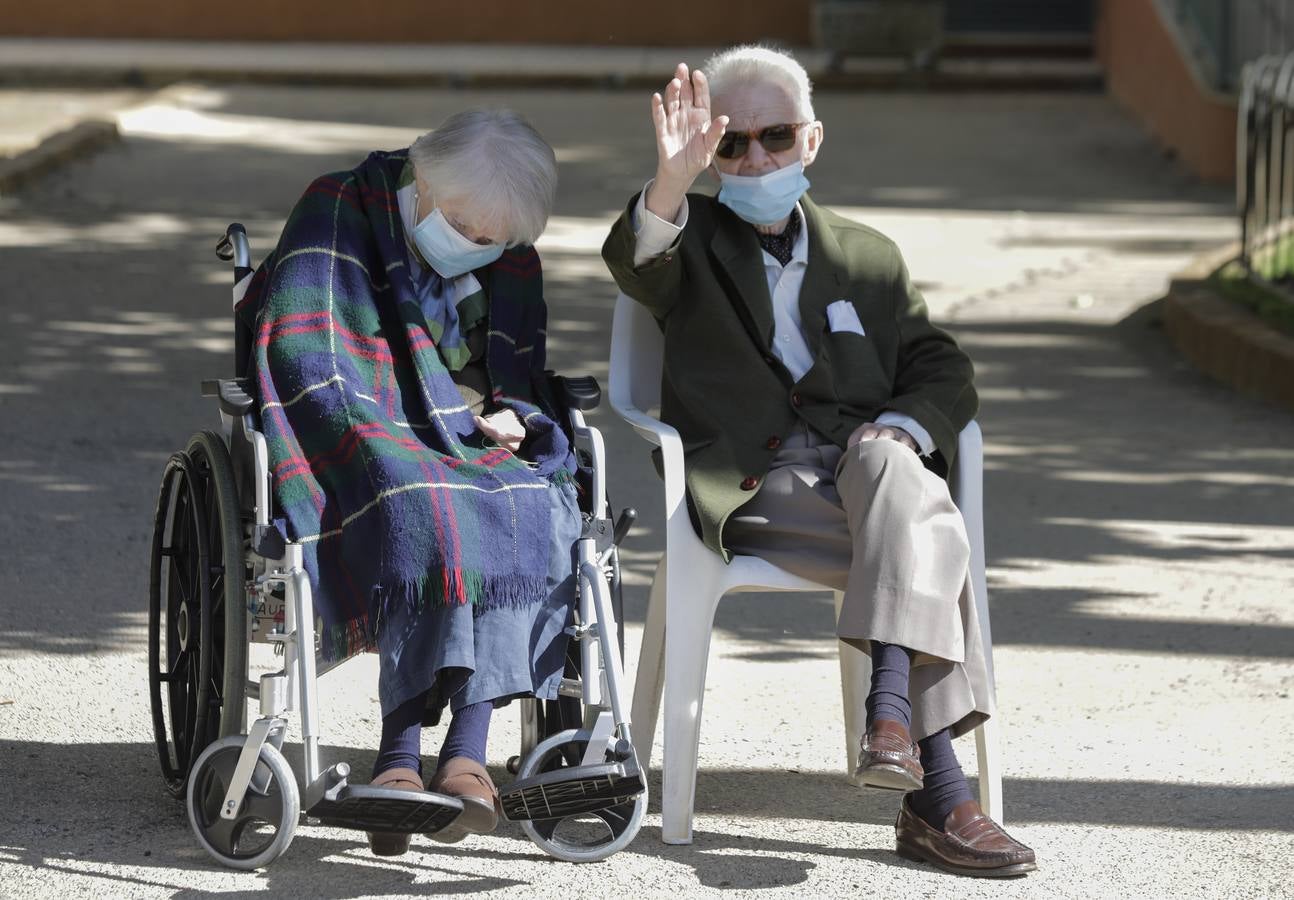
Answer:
[
  {"left": 0, "top": 1, "right": 813, "bottom": 46},
  {"left": 1095, "top": 0, "right": 1236, "bottom": 183}
]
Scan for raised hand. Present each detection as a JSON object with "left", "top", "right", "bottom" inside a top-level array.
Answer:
[{"left": 645, "top": 63, "right": 729, "bottom": 222}]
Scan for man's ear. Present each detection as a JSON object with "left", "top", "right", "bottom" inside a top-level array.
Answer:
[{"left": 802, "top": 121, "right": 824, "bottom": 168}]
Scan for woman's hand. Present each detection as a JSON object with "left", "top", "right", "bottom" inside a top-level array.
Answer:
[
  {"left": 644, "top": 63, "right": 729, "bottom": 223},
  {"left": 474, "top": 409, "right": 527, "bottom": 453}
]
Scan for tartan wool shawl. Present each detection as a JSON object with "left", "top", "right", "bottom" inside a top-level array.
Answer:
[{"left": 251, "top": 150, "right": 574, "bottom": 662}]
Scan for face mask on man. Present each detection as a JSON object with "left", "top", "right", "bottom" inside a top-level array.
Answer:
[
  {"left": 715, "top": 160, "right": 811, "bottom": 226},
  {"left": 412, "top": 206, "right": 505, "bottom": 279}
]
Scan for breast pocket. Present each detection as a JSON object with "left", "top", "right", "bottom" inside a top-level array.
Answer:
[{"left": 825, "top": 329, "right": 894, "bottom": 411}]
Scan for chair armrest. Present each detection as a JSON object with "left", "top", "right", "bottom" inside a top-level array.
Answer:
[
  {"left": 609, "top": 399, "right": 688, "bottom": 516},
  {"left": 613, "top": 404, "right": 671, "bottom": 446}
]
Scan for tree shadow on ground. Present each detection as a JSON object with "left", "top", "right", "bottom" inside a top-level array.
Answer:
[{"left": 2, "top": 739, "right": 1288, "bottom": 897}]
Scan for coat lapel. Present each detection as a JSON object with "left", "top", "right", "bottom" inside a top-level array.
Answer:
[
  {"left": 798, "top": 195, "right": 848, "bottom": 361},
  {"left": 710, "top": 215, "right": 776, "bottom": 350}
]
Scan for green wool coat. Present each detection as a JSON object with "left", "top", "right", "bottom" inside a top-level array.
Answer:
[{"left": 602, "top": 191, "right": 978, "bottom": 560}]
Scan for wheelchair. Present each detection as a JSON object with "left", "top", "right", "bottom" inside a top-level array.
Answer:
[{"left": 146, "top": 223, "right": 646, "bottom": 869}]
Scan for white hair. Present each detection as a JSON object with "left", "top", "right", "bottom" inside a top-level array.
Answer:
[
  {"left": 409, "top": 108, "right": 557, "bottom": 246},
  {"left": 704, "top": 45, "right": 816, "bottom": 122}
]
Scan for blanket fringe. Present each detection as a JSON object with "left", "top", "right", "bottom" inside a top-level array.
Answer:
[{"left": 337, "top": 569, "right": 549, "bottom": 656}]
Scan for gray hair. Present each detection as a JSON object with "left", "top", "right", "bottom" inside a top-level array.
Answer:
[
  {"left": 704, "top": 45, "right": 816, "bottom": 122},
  {"left": 409, "top": 108, "right": 557, "bottom": 246}
]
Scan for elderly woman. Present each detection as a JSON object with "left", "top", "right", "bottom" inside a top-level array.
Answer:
[{"left": 249, "top": 109, "right": 578, "bottom": 856}]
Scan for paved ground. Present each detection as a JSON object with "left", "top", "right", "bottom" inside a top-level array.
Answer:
[
  {"left": 1, "top": 83, "right": 1292, "bottom": 898},
  {"left": 0, "top": 88, "right": 141, "bottom": 156}
]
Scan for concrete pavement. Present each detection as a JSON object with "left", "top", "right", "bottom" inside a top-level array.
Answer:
[{"left": 0, "top": 82, "right": 1291, "bottom": 898}]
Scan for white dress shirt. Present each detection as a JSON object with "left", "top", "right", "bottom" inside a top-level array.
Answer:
[{"left": 631, "top": 183, "right": 935, "bottom": 456}]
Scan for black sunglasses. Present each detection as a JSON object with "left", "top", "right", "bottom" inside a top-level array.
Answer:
[{"left": 715, "top": 122, "right": 808, "bottom": 160}]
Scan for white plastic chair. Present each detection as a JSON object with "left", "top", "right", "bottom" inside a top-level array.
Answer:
[{"left": 607, "top": 292, "right": 1003, "bottom": 845}]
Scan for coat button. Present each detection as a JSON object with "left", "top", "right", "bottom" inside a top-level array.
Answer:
[
  {"left": 740, "top": 476, "right": 758, "bottom": 490},
  {"left": 766, "top": 436, "right": 782, "bottom": 450},
  {"left": 764, "top": 355, "right": 777, "bottom": 366},
  {"left": 791, "top": 392, "right": 802, "bottom": 407}
]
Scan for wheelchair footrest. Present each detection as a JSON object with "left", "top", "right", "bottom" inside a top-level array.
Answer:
[
  {"left": 308, "top": 782, "right": 464, "bottom": 834},
  {"left": 499, "top": 762, "right": 645, "bottom": 822}
]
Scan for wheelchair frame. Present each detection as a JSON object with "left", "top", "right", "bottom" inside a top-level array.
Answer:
[{"left": 148, "top": 224, "right": 645, "bottom": 869}]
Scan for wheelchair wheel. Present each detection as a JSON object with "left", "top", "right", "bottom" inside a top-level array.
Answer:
[
  {"left": 187, "top": 735, "right": 299, "bottom": 870},
  {"left": 186, "top": 431, "right": 248, "bottom": 740},
  {"left": 516, "top": 728, "right": 647, "bottom": 863},
  {"left": 148, "top": 431, "right": 248, "bottom": 797}
]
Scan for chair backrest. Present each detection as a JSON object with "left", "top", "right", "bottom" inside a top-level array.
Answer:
[{"left": 609, "top": 292, "right": 663, "bottom": 416}]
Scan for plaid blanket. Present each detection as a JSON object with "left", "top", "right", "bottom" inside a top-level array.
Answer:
[{"left": 249, "top": 150, "right": 573, "bottom": 662}]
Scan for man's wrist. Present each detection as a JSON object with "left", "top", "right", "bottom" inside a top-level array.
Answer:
[{"left": 645, "top": 173, "right": 690, "bottom": 221}]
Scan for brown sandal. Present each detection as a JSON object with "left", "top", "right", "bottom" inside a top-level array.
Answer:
[
  {"left": 365, "top": 767, "right": 423, "bottom": 856},
  {"left": 426, "top": 757, "right": 500, "bottom": 844}
]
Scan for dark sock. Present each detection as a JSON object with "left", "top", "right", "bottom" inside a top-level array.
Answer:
[
  {"left": 437, "top": 700, "right": 493, "bottom": 768},
  {"left": 866, "top": 641, "right": 913, "bottom": 730},
  {"left": 908, "top": 727, "right": 974, "bottom": 831},
  {"left": 372, "top": 690, "right": 428, "bottom": 779}
]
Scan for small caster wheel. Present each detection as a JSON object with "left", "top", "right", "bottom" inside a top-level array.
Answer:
[
  {"left": 506, "top": 754, "right": 522, "bottom": 775},
  {"left": 187, "top": 735, "right": 300, "bottom": 870},
  {"left": 516, "top": 728, "right": 646, "bottom": 862}
]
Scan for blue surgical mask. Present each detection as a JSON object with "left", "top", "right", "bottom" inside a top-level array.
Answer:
[
  {"left": 716, "top": 161, "right": 810, "bottom": 226},
  {"left": 412, "top": 206, "right": 505, "bottom": 279}
]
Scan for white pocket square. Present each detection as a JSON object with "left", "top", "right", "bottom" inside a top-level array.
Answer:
[{"left": 826, "top": 299, "right": 866, "bottom": 336}]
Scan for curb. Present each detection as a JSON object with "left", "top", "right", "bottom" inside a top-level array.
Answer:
[
  {"left": 0, "top": 39, "right": 1104, "bottom": 93},
  {"left": 0, "top": 118, "right": 120, "bottom": 196},
  {"left": 1163, "top": 276, "right": 1294, "bottom": 414},
  {"left": 0, "top": 67, "right": 1105, "bottom": 93}
]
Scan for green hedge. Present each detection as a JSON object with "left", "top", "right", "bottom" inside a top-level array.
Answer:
[{"left": 1210, "top": 260, "right": 1294, "bottom": 338}]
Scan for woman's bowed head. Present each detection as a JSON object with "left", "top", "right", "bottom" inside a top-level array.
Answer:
[{"left": 408, "top": 107, "right": 556, "bottom": 253}]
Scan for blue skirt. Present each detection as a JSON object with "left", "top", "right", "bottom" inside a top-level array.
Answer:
[{"left": 374, "top": 478, "right": 582, "bottom": 719}]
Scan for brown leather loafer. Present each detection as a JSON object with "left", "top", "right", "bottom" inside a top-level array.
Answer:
[
  {"left": 365, "top": 767, "right": 422, "bottom": 856},
  {"left": 895, "top": 797, "right": 1037, "bottom": 878},
  {"left": 426, "top": 757, "right": 499, "bottom": 844},
  {"left": 855, "top": 719, "right": 924, "bottom": 791}
]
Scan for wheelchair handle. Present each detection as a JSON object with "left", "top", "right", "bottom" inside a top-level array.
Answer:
[
  {"left": 612, "top": 508, "right": 636, "bottom": 547},
  {"left": 216, "top": 223, "right": 251, "bottom": 269}
]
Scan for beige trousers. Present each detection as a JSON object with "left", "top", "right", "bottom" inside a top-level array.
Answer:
[{"left": 724, "top": 430, "right": 991, "bottom": 740}]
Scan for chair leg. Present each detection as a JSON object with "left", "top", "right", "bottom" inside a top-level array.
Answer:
[
  {"left": 660, "top": 577, "right": 722, "bottom": 845},
  {"left": 974, "top": 715, "right": 1004, "bottom": 823},
  {"left": 833, "top": 591, "right": 871, "bottom": 782},
  {"left": 630, "top": 556, "right": 668, "bottom": 770}
]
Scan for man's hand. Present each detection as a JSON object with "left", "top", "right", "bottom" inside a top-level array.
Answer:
[
  {"left": 848, "top": 422, "right": 919, "bottom": 454},
  {"left": 645, "top": 63, "right": 729, "bottom": 223},
  {"left": 474, "top": 410, "right": 526, "bottom": 453}
]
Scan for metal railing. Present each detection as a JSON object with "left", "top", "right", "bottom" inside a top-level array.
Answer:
[
  {"left": 1169, "top": 0, "right": 1294, "bottom": 91},
  {"left": 1238, "top": 52, "right": 1294, "bottom": 285}
]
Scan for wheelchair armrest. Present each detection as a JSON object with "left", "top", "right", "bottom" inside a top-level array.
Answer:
[
  {"left": 553, "top": 374, "right": 602, "bottom": 412},
  {"left": 201, "top": 378, "right": 255, "bottom": 417}
]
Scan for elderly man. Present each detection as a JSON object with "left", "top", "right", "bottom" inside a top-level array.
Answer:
[{"left": 602, "top": 46, "right": 1035, "bottom": 877}]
